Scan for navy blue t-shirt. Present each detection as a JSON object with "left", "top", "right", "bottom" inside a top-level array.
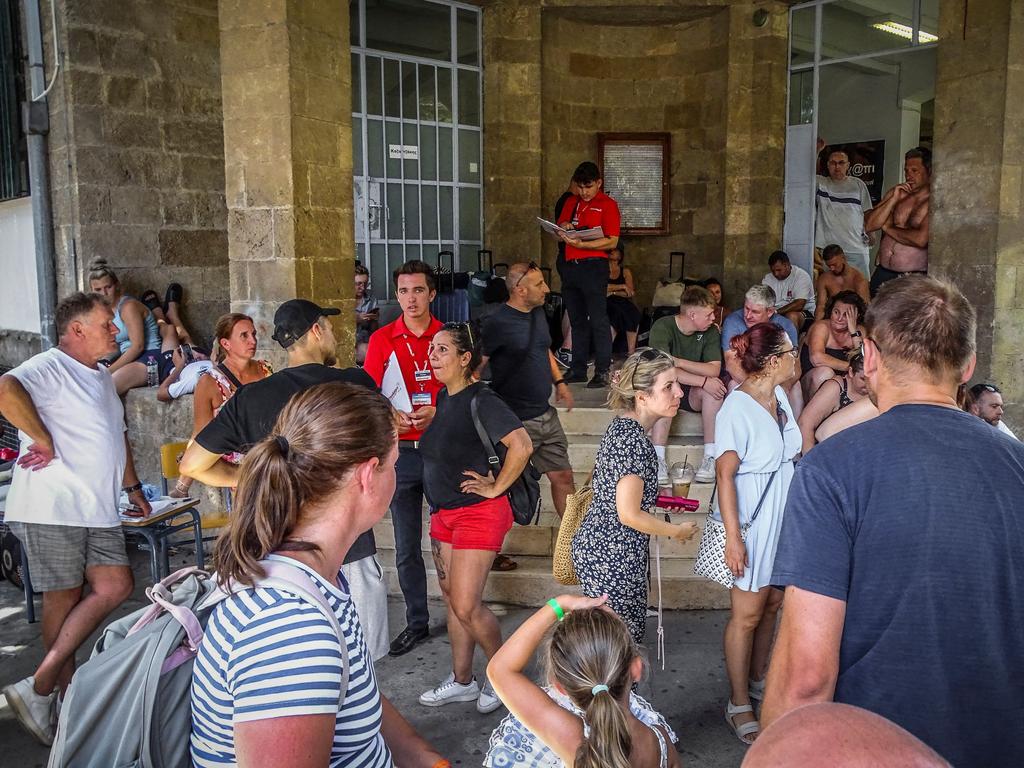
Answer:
[{"left": 772, "top": 404, "right": 1024, "bottom": 767}]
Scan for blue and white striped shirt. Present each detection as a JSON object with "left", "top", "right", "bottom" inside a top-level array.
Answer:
[{"left": 190, "top": 557, "right": 391, "bottom": 767}]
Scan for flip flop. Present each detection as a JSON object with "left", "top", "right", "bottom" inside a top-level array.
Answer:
[
  {"left": 140, "top": 290, "right": 161, "bottom": 312},
  {"left": 491, "top": 554, "right": 518, "bottom": 572},
  {"left": 165, "top": 282, "right": 183, "bottom": 308}
]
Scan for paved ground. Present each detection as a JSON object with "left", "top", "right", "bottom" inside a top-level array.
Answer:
[{"left": 0, "top": 547, "right": 747, "bottom": 767}]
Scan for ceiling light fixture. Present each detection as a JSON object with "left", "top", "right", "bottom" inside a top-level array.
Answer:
[{"left": 872, "top": 20, "right": 938, "bottom": 43}]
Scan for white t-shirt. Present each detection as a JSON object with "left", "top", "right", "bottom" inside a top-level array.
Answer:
[
  {"left": 167, "top": 360, "right": 214, "bottom": 399},
  {"left": 5, "top": 348, "right": 127, "bottom": 528},
  {"left": 997, "top": 420, "right": 1018, "bottom": 440},
  {"left": 815, "top": 174, "right": 872, "bottom": 257},
  {"left": 762, "top": 265, "right": 816, "bottom": 314}
]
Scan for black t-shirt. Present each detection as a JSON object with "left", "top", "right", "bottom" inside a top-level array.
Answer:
[
  {"left": 772, "top": 405, "right": 1024, "bottom": 767},
  {"left": 482, "top": 304, "right": 552, "bottom": 421},
  {"left": 418, "top": 382, "right": 523, "bottom": 510},
  {"left": 196, "top": 363, "right": 379, "bottom": 562}
]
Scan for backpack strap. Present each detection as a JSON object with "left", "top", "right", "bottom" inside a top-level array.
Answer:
[
  {"left": 470, "top": 391, "right": 502, "bottom": 474},
  {"left": 216, "top": 362, "right": 244, "bottom": 391},
  {"left": 254, "top": 558, "right": 349, "bottom": 707}
]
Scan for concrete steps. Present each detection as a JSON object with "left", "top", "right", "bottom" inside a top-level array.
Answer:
[{"left": 372, "top": 396, "right": 727, "bottom": 611}]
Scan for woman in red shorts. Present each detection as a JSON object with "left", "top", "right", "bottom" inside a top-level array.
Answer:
[{"left": 417, "top": 322, "right": 533, "bottom": 715}]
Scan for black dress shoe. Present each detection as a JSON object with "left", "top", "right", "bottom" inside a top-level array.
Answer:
[
  {"left": 587, "top": 371, "right": 610, "bottom": 389},
  {"left": 564, "top": 371, "right": 588, "bottom": 384},
  {"left": 388, "top": 626, "right": 430, "bottom": 657}
]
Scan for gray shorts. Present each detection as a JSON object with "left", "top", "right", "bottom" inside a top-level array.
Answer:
[
  {"left": 7, "top": 521, "right": 129, "bottom": 592},
  {"left": 522, "top": 407, "right": 572, "bottom": 474}
]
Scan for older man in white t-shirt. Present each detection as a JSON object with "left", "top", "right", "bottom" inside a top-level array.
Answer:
[
  {"left": 815, "top": 146, "right": 874, "bottom": 278},
  {"left": 763, "top": 250, "right": 816, "bottom": 333},
  {"left": 0, "top": 292, "right": 149, "bottom": 746}
]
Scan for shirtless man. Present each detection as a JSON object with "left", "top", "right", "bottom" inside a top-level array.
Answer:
[
  {"left": 814, "top": 244, "right": 870, "bottom": 320},
  {"left": 864, "top": 146, "right": 931, "bottom": 297}
]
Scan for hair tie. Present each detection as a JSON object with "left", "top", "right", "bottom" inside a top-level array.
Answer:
[
  {"left": 591, "top": 684, "right": 609, "bottom": 696},
  {"left": 275, "top": 435, "right": 290, "bottom": 458}
]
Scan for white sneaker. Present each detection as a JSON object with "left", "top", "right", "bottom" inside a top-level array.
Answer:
[
  {"left": 419, "top": 672, "right": 480, "bottom": 707},
  {"left": 3, "top": 675, "right": 56, "bottom": 746},
  {"left": 476, "top": 678, "right": 503, "bottom": 714},
  {"left": 695, "top": 455, "right": 716, "bottom": 483},
  {"left": 657, "top": 457, "right": 670, "bottom": 487}
]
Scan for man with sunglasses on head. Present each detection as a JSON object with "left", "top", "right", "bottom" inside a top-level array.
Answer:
[
  {"left": 481, "top": 263, "right": 576, "bottom": 525},
  {"left": 967, "top": 383, "right": 1017, "bottom": 440},
  {"left": 364, "top": 260, "right": 444, "bottom": 657}
]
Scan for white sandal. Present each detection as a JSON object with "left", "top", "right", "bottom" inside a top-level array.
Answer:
[
  {"left": 725, "top": 700, "right": 760, "bottom": 745},
  {"left": 748, "top": 677, "right": 766, "bottom": 701}
]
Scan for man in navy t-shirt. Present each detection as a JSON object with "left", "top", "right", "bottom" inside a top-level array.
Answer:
[{"left": 763, "top": 276, "right": 1024, "bottom": 767}]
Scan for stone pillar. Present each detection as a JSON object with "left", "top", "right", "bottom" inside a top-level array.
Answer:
[
  {"left": 721, "top": 2, "right": 789, "bottom": 295},
  {"left": 219, "top": 0, "right": 354, "bottom": 367},
  {"left": 482, "top": 0, "right": 543, "bottom": 266},
  {"left": 931, "top": 0, "right": 1024, "bottom": 425}
]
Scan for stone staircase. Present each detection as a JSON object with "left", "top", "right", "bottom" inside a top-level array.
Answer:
[{"left": 374, "top": 384, "right": 729, "bottom": 610}]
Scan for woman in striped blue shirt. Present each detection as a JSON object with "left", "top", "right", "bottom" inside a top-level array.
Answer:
[{"left": 190, "top": 382, "right": 447, "bottom": 768}]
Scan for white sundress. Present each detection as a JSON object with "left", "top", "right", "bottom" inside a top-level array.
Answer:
[
  {"left": 711, "top": 386, "right": 801, "bottom": 592},
  {"left": 484, "top": 687, "right": 677, "bottom": 768}
]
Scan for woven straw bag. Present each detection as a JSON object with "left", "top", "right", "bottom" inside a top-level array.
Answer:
[{"left": 553, "top": 471, "right": 594, "bottom": 585}]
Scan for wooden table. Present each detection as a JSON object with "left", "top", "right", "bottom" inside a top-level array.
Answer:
[{"left": 121, "top": 497, "right": 204, "bottom": 583}]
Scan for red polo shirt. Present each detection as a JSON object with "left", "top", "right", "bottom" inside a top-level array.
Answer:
[
  {"left": 557, "top": 190, "right": 621, "bottom": 261},
  {"left": 364, "top": 314, "right": 444, "bottom": 441}
]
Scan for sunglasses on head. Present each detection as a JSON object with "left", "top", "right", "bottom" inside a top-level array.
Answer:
[
  {"left": 628, "top": 348, "right": 669, "bottom": 391},
  {"left": 513, "top": 261, "right": 540, "bottom": 288},
  {"left": 442, "top": 321, "right": 473, "bottom": 347}
]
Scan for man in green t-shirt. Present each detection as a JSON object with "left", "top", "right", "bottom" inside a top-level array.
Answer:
[{"left": 648, "top": 285, "right": 726, "bottom": 484}]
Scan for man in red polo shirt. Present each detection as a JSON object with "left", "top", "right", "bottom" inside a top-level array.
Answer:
[
  {"left": 364, "top": 260, "right": 444, "bottom": 656},
  {"left": 557, "top": 161, "right": 621, "bottom": 388}
]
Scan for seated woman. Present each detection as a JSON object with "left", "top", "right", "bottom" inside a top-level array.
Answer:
[
  {"left": 88, "top": 260, "right": 199, "bottom": 396},
  {"left": 703, "top": 277, "right": 729, "bottom": 329},
  {"left": 417, "top": 322, "right": 534, "bottom": 714},
  {"left": 189, "top": 382, "right": 446, "bottom": 767},
  {"left": 797, "top": 349, "right": 869, "bottom": 456},
  {"left": 607, "top": 244, "right": 642, "bottom": 357},
  {"left": 815, "top": 395, "right": 879, "bottom": 445},
  {"left": 799, "top": 290, "right": 866, "bottom": 400},
  {"left": 485, "top": 598, "right": 679, "bottom": 768},
  {"left": 168, "top": 313, "right": 273, "bottom": 497},
  {"left": 571, "top": 349, "right": 699, "bottom": 644}
]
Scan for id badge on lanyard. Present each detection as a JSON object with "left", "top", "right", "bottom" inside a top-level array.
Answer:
[{"left": 407, "top": 341, "right": 433, "bottom": 407}]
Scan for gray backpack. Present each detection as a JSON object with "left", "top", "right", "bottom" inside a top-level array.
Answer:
[{"left": 47, "top": 559, "right": 349, "bottom": 768}]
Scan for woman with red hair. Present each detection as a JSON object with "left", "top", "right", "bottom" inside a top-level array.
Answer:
[{"left": 704, "top": 322, "right": 801, "bottom": 745}]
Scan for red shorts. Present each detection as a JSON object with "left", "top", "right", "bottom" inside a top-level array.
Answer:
[{"left": 429, "top": 496, "right": 513, "bottom": 552}]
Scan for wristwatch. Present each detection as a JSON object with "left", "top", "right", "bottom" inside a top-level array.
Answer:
[
  {"left": 553, "top": 378, "right": 566, "bottom": 387},
  {"left": 850, "top": 331, "right": 862, "bottom": 337},
  {"left": 123, "top": 482, "right": 143, "bottom": 494}
]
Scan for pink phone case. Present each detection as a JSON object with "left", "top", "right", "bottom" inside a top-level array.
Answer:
[{"left": 656, "top": 494, "right": 700, "bottom": 512}]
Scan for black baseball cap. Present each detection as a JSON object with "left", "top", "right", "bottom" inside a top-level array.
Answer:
[{"left": 271, "top": 299, "right": 340, "bottom": 349}]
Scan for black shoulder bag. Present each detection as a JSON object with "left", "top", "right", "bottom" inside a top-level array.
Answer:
[{"left": 469, "top": 390, "right": 542, "bottom": 526}]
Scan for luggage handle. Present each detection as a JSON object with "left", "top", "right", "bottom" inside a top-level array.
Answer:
[
  {"left": 478, "top": 249, "right": 493, "bottom": 272},
  {"left": 669, "top": 251, "right": 685, "bottom": 281},
  {"left": 493, "top": 262, "right": 509, "bottom": 276},
  {"left": 437, "top": 249, "right": 455, "bottom": 273}
]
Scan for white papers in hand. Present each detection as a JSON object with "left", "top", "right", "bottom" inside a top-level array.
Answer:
[
  {"left": 536, "top": 217, "right": 604, "bottom": 242},
  {"left": 381, "top": 351, "right": 412, "bottom": 413}
]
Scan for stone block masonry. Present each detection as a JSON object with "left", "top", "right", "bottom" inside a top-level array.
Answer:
[{"left": 43, "top": 0, "right": 228, "bottom": 348}]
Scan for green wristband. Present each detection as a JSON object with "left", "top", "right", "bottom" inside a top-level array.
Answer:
[{"left": 547, "top": 598, "right": 565, "bottom": 621}]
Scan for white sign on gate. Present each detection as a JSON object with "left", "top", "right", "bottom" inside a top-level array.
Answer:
[{"left": 388, "top": 144, "right": 419, "bottom": 160}]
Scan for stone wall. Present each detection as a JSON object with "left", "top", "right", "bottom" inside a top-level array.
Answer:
[
  {"left": 932, "top": 0, "right": 1024, "bottom": 426},
  {"left": 44, "top": 0, "right": 227, "bottom": 348},
  {"left": 539, "top": 8, "right": 727, "bottom": 305},
  {"left": 479, "top": 0, "right": 788, "bottom": 310}
]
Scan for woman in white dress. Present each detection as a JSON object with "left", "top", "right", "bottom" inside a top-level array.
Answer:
[{"left": 714, "top": 322, "right": 801, "bottom": 745}]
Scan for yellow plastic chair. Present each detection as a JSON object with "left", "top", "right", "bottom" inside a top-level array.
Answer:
[{"left": 159, "top": 441, "right": 230, "bottom": 539}]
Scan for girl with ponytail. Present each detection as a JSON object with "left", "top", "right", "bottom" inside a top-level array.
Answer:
[{"left": 485, "top": 595, "right": 679, "bottom": 768}]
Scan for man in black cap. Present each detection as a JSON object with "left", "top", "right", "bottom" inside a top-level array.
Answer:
[{"left": 179, "top": 299, "right": 390, "bottom": 659}]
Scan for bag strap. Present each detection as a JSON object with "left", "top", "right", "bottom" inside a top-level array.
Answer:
[
  {"left": 254, "top": 559, "right": 349, "bottom": 707},
  {"left": 470, "top": 391, "right": 502, "bottom": 473},
  {"left": 747, "top": 403, "right": 789, "bottom": 528},
  {"left": 217, "top": 363, "right": 244, "bottom": 391}
]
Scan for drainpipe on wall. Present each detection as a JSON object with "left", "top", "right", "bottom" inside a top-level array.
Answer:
[{"left": 21, "top": 0, "right": 58, "bottom": 349}]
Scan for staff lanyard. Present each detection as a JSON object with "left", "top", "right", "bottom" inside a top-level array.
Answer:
[{"left": 404, "top": 339, "right": 432, "bottom": 392}]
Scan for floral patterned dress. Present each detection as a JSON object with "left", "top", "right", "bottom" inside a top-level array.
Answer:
[
  {"left": 204, "top": 359, "right": 273, "bottom": 464},
  {"left": 570, "top": 416, "right": 659, "bottom": 643}
]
